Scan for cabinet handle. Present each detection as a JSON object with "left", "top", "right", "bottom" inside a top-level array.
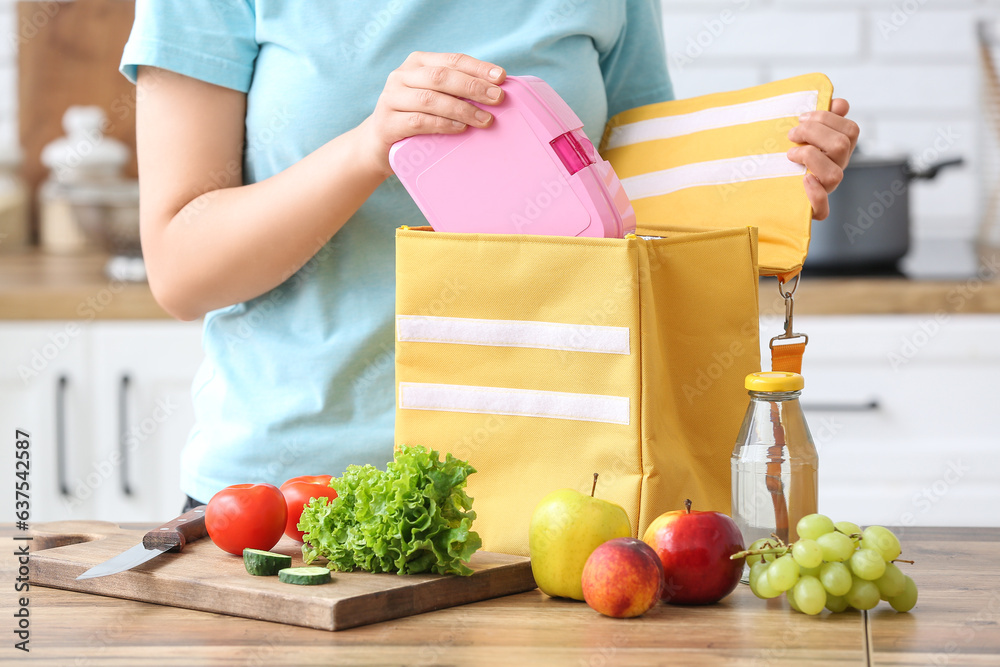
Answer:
[
  {"left": 801, "top": 400, "right": 881, "bottom": 412},
  {"left": 118, "top": 374, "right": 133, "bottom": 496},
  {"left": 56, "top": 375, "right": 70, "bottom": 497}
]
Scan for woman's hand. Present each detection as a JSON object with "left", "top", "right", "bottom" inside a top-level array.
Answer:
[
  {"left": 787, "top": 98, "right": 860, "bottom": 221},
  {"left": 358, "top": 52, "right": 507, "bottom": 178}
]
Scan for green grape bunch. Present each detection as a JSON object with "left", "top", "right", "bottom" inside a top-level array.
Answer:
[{"left": 732, "top": 514, "right": 918, "bottom": 615}]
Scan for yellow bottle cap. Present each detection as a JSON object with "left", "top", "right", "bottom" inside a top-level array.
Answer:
[{"left": 745, "top": 371, "right": 804, "bottom": 392}]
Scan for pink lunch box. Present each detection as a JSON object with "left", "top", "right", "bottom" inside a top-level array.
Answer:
[{"left": 388, "top": 75, "right": 635, "bottom": 238}]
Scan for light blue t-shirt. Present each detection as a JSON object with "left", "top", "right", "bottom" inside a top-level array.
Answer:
[{"left": 121, "top": 0, "right": 673, "bottom": 503}]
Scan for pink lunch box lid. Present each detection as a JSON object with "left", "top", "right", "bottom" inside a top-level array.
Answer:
[{"left": 388, "top": 75, "right": 635, "bottom": 238}]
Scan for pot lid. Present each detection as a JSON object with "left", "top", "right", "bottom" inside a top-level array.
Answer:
[
  {"left": 845, "top": 155, "right": 910, "bottom": 169},
  {"left": 848, "top": 143, "right": 910, "bottom": 168}
]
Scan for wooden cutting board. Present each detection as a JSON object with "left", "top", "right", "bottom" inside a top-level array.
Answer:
[{"left": 28, "top": 521, "right": 536, "bottom": 631}]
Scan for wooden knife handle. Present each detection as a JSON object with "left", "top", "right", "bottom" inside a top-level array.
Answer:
[{"left": 142, "top": 505, "right": 208, "bottom": 551}]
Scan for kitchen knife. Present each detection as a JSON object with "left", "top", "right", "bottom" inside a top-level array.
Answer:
[{"left": 75, "top": 505, "right": 208, "bottom": 580}]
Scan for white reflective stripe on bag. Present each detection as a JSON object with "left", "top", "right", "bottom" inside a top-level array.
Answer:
[
  {"left": 619, "top": 153, "right": 806, "bottom": 201},
  {"left": 603, "top": 90, "right": 819, "bottom": 150},
  {"left": 398, "top": 382, "right": 630, "bottom": 425},
  {"left": 396, "top": 315, "right": 630, "bottom": 355}
]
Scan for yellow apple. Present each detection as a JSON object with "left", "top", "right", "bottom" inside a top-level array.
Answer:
[{"left": 528, "top": 486, "right": 631, "bottom": 600}]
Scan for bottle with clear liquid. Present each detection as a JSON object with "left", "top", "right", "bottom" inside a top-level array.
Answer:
[{"left": 731, "top": 372, "right": 818, "bottom": 580}]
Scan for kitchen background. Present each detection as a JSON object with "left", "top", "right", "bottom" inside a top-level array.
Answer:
[
  {"left": 3, "top": 0, "right": 988, "bottom": 252},
  {"left": 661, "top": 0, "right": 994, "bottom": 275},
  {"left": 1, "top": 1, "right": 998, "bottom": 528}
]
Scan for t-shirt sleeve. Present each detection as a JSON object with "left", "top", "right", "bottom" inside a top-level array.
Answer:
[
  {"left": 599, "top": 0, "right": 674, "bottom": 119},
  {"left": 119, "top": 0, "right": 259, "bottom": 93}
]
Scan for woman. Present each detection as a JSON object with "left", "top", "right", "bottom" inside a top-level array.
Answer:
[{"left": 120, "top": 1, "right": 858, "bottom": 508}]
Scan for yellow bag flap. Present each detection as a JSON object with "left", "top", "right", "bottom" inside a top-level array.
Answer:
[{"left": 600, "top": 73, "right": 833, "bottom": 279}]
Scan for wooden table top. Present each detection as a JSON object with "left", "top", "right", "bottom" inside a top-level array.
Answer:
[
  {"left": 5, "top": 525, "right": 998, "bottom": 665},
  {"left": 3, "top": 248, "right": 1000, "bottom": 320}
]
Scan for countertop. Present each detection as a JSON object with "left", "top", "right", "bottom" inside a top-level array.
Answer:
[
  {"left": 7, "top": 525, "right": 999, "bottom": 665},
  {"left": 2, "top": 248, "right": 1000, "bottom": 320},
  {"left": 0, "top": 250, "right": 168, "bottom": 320}
]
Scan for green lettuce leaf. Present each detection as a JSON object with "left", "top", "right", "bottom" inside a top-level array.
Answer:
[{"left": 298, "top": 444, "right": 482, "bottom": 576}]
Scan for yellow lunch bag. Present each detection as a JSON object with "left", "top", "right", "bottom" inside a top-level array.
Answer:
[{"left": 394, "top": 73, "right": 833, "bottom": 556}]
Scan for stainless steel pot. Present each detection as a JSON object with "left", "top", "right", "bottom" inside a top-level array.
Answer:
[{"left": 805, "top": 156, "right": 964, "bottom": 272}]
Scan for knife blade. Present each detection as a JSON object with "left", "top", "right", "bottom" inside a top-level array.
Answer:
[{"left": 76, "top": 505, "right": 208, "bottom": 580}]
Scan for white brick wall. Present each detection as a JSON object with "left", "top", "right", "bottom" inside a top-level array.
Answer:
[
  {"left": 869, "top": 10, "right": 979, "bottom": 58},
  {"left": 0, "top": 0, "right": 996, "bottom": 241},
  {"left": 0, "top": 0, "right": 17, "bottom": 148},
  {"left": 662, "top": 0, "right": 1000, "bottom": 241}
]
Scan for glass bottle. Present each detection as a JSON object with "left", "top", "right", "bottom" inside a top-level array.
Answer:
[
  {"left": 978, "top": 19, "right": 1000, "bottom": 257},
  {"left": 0, "top": 144, "right": 29, "bottom": 253},
  {"left": 731, "top": 371, "right": 818, "bottom": 578}
]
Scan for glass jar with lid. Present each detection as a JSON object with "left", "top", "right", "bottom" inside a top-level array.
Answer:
[{"left": 39, "top": 106, "right": 132, "bottom": 254}]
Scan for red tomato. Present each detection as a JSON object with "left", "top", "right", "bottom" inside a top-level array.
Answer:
[
  {"left": 280, "top": 475, "right": 337, "bottom": 542},
  {"left": 205, "top": 483, "right": 287, "bottom": 555}
]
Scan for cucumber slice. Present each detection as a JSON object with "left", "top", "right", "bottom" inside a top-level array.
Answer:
[
  {"left": 243, "top": 548, "right": 292, "bottom": 576},
  {"left": 278, "top": 566, "right": 332, "bottom": 585}
]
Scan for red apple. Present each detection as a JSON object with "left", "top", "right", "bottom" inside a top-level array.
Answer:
[
  {"left": 582, "top": 537, "right": 664, "bottom": 618},
  {"left": 642, "top": 499, "right": 745, "bottom": 605}
]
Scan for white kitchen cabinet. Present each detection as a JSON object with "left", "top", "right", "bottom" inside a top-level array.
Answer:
[
  {"left": 760, "top": 314, "right": 1000, "bottom": 528},
  {"left": 0, "top": 320, "right": 202, "bottom": 523},
  {"left": 91, "top": 322, "right": 202, "bottom": 522},
  {"left": 0, "top": 322, "right": 97, "bottom": 522}
]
